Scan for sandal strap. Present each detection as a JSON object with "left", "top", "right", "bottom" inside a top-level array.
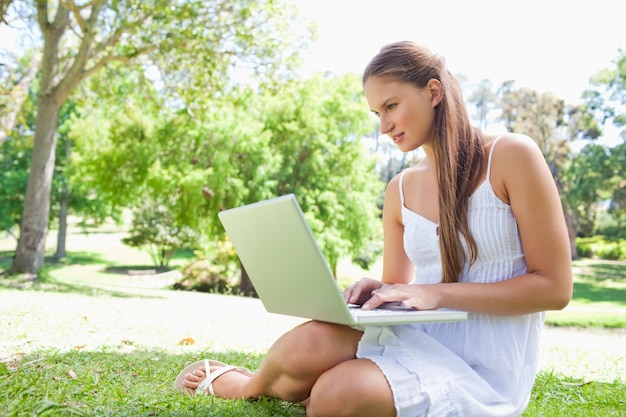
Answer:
[{"left": 196, "top": 360, "right": 248, "bottom": 395}]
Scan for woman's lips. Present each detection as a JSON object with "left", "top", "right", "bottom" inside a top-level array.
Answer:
[{"left": 391, "top": 133, "right": 404, "bottom": 143}]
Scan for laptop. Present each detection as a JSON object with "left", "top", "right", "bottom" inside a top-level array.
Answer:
[{"left": 218, "top": 194, "right": 467, "bottom": 327}]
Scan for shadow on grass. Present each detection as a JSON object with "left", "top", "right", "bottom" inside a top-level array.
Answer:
[
  {"left": 0, "top": 247, "right": 180, "bottom": 298},
  {"left": 572, "top": 259, "right": 626, "bottom": 307},
  {"left": 0, "top": 250, "right": 108, "bottom": 273},
  {"left": 0, "top": 269, "right": 162, "bottom": 299},
  {"left": 45, "top": 250, "right": 109, "bottom": 265},
  {"left": 573, "top": 281, "right": 626, "bottom": 306},
  {"left": 574, "top": 259, "right": 626, "bottom": 282},
  {"left": 2, "top": 247, "right": 193, "bottom": 271},
  {"left": 103, "top": 265, "right": 173, "bottom": 275},
  {"left": 0, "top": 256, "right": 165, "bottom": 300}
]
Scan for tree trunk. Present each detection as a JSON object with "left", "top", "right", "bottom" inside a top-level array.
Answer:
[
  {"left": 10, "top": 95, "right": 60, "bottom": 276},
  {"left": 54, "top": 140, "right": 71, "bottom": 260},
  {"left": 54, "top": 197, "right": 69, "bottom": 259},
  {"left": 563, "top": 207, "right": 578, "bottom": 260}
]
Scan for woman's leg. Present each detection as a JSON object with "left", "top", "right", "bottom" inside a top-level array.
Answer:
[
  {"left": 181, "top": 320, "right": 363, "bottom": 402},
  {"left": 306, "top": 359, "right": 396, "bottom": 417}
]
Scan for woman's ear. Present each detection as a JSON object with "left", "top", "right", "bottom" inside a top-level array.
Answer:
[{"left": 427, "top": 78, "right": 443, "bottom": 107}]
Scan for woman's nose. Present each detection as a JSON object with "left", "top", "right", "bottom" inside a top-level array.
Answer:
[{"left": 379, "top": 115, "right": 393, "bottom": 135}]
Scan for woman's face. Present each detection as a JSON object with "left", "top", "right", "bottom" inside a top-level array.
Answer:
[{"left": 364, "top": 76, "right": 441, "bottom": 153}]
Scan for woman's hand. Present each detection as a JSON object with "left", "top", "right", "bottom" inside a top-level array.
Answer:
[
  {"left": 361, "top": 284, "right": 442, "bottom": 311},
  {"left": 343, "top": 278, "right": 385, "bottom": 306}
]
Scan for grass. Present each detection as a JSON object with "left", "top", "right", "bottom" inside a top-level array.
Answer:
[
  {"left": 0, "top": 349, "right": 305, "bottom": 417},
  {"left": 1, "top": 231, "right": 626, "bottom": 416},
  {"left": 524, "top": 372, "right": 625, "bottom": 416},
  {"left": 1, "top": 348, "right": 624, "bottom": 416},
  {"left": 545, "top": 259, "right": 626, "bottom": 328}
]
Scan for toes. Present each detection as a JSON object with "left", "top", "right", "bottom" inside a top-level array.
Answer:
[{"left": 184, "top": 369, "right": 207, "bottom": 387}]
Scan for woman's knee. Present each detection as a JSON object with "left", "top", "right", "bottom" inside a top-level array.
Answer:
[
  {"left": 306, "top": 359, "right": 396, "bottom": 417},
  {"left": 272, "top": 321, "right": 361, "bottom": 369},
  {"left": 250, "top": 321, "right": 361, "bottom": 402}
]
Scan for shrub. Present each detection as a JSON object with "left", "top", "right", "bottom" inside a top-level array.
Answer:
[
  {"left": 575, "top": 241, "right": 594, "bottom": 259},
  {"left": 122, "top": 202, "right": 198, "bottom": 268},
  {"left": 174, "top": 256, "right": 235, "bottom": 293},
  {"left": 173, "top": 241, "right": 239, "bottom": 293},
  {"left": 595, "top": 242, "right": 624, "bottom": 260},
  {"left": 575, "top": 236, "right": 626, "bottom": 261}
]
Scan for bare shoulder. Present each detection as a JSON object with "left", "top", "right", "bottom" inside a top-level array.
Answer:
[
  {"left": 385, "top": 171, "right": 402, "bottom": 200},
  {"left": 490, "top": 133, "right": 543, "bottom": 160},
  {"left": 383, "top": 169, "right": 411, "bottom": 223},
  {"left": 488, "top": 133, "right": 550, "bottom": 204}
]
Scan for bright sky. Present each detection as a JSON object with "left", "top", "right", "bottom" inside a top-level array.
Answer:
[
  {"left": 296, "top": 0, "right": 626, "bottom": 107},
  {"left": 2, "top": 0, "right": 623, "bottom": 144}
]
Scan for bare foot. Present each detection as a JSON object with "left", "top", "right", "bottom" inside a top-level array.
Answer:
[{"left": 182, "top": 363, "right": 255, "bottom": 399}]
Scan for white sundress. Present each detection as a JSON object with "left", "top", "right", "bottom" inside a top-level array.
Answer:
[{"left": 356, "top": 137, "right": 545, "bottom": 417}]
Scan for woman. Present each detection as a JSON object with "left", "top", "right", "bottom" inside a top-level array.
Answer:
[{"left": 175, "top": 41, "right": 573, "bottom": 417}]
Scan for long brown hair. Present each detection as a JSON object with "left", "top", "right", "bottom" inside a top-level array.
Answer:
[{"left": 363, "top": 41, "right": 486, "bottom": 283}]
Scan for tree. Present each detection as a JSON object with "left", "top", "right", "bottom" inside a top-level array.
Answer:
[
  {"left": 263, "top": 74, "right": 384, "bottom": 275},
  {"left": 0, "top": 133, "right": 30, "bottom": 239},
  {"left": 498, "top": 85, "right": 568, "bottom": 175},
  {"left": 3, "top": 0, "right": 309, "bottom": 277},
  {"left": 468, "top": 79, "right": 497, "bottom": 129},
  {"left": 602, "top": 142, "right": 626, "bottom": 239},
  {"left": 583, "top": 48, "right": 626, "bottom": 142},
  {"left": 51, "top": 100, "right": 121, "bottom": 259},
  {"left": 0, "top": 51, "right": 39, "bottom": 146},
  {"left": 0, "top": 63, "right": 125, "bottom": 260},
  {"left": 575, "top": 49, "right": 626, "bottom": 241},
  {"left": 122, "top": 201, "right": 197, "bottom": 268},
  {"left": 560, "top": 143, "right": 613, "bottom": 241},
  {"left": 69, "top": 73, "right": 383, "bottom": 293}
]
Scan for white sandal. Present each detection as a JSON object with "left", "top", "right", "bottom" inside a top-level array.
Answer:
[{"left": 174, "top": 359, "right": 252, "bottom": 395}]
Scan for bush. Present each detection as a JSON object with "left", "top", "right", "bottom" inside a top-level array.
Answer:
[
  {"left": 576, "top": 236, "right": 626, "bottom": 260},
  {"left": 173, "top": 241, "right": 239, "bottom": 293},
  {"left": 595, "top": 243, "right": 624, "bottom": 260},
  {"left": 575, "top": 241, "right": 594, "bottom": 259},
  {"left": 122, "top": 202, "right": 198, "bottom": 268},
  {"left": 353, "top": 241, "right": 383, "bottom": 271},
  {"left": 599, "top": 221, "right": 626, "bottom": 241},
  {"left": 173, "top": 256, "right": 236, "bottom": 293}
]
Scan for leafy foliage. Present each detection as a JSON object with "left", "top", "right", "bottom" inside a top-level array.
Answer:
[
  {"left": 174, "top": 244, "right": 239, "bottom": 293},
  {"left": 498, "top": 83, "right": 570, "bottom": 175},
  {"left": 122, "top": 201, "right": 198, "bottom": 268},
  {"left": 560, "top": 143, "right": 614, "bottom": 237},
  {"left": 0, "top": 135, "right": 30, "bottom": 236},
  {"left": 584, "top": 48, "right": 626, "bottom": 141},
  {"left": 70, "top": 73, "right": 383, "bottom": 278},
  {"left": 262, "top": 74, "right": 384, "bottom": 271},
  {"left": 3, "top": 0, "right": 312, "bottom": 275}
]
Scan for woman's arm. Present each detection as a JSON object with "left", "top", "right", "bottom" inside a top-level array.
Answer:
[
  {"left": 380, "top": 173, "right": 415, "bottom": 285},
  {"left": 364, "top": 135, "right": 573, "bottom": 315}
]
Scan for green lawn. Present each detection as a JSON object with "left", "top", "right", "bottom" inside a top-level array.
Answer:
[
  {"left": 1, "top": 348, "right": 624, "bottom": 417},
  {"left": 1, "top": 232, "right": 625, "bottom": 416},
  {"left": 546, "top": 259, "right": 626, "bottom": 328}
]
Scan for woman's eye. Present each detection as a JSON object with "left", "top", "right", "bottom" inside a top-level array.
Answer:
[{"left": 387, "top": 103, "right": 397, "bottom": 110}]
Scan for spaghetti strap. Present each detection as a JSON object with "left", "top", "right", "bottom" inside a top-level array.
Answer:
[
  {"left": 398, "top": 170, "right": 407, "bottom": 206},
  {"left": 486, "top": 136, "right": 503, "bottom": 180}
]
